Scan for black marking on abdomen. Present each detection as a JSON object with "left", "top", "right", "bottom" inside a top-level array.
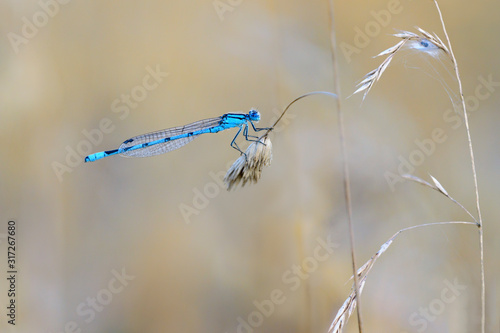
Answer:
[
  {"left": 105, "top": 149, "right": 119, "bottom": 155},
  {"left": 123, "top": 138, "right": 134, "bottom": 144},
  {"left": 225, "top": 113, "right": 247, "bottom": 119}
]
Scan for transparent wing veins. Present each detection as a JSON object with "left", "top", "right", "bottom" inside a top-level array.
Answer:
[{"left": 119, "top": 117, "right": 223, "bottom": 158}]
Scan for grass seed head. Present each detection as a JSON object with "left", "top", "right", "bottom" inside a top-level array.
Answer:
[
  {"left": 224, "top": 136, "right": 273, "bottom": 190},
  {"left": 354, "top": 27, "right": 450, "bottom": 101}
]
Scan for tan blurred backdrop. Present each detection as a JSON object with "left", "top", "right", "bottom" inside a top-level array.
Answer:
[{"left": 0, "top": 0, "right": 498, "bottom": 332}]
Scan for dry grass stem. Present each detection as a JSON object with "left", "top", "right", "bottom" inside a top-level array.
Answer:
[
  {"left": 328, "top": 277, "right": 367, "bottom": 333},
  {"left": 432, "top": 2, "right": 485, "bottom": 331},
  {"left": 328, "top": 221, "right": 477, "bottom": 333},
  {"left": 354, "top": 27, "right": 449, "bottom": 101},
  {"left": 328, "top": 238, "right": 393, "bottom": 333},
  {"left": 401, "top": 174, "right": 477, "bottom": 223},
  {"left": 261, "top": 91, "right": 338, "bottom": 138},
  {"left": 224, "top": 136, "right": 272, "bottom": 190},
  {"left": 327, "top": 1, "right": 364, "bottom": 331}
]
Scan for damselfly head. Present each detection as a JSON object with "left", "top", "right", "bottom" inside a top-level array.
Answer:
[{"left": 248, "top": 109, "right": 260, "bottom": 122}]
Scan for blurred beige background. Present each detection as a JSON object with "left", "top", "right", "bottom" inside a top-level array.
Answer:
[{"left": 0, "top": 0, "right": 498, "bottom": 332}]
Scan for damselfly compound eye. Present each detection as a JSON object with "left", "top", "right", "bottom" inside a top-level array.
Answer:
[{"left": 248, "top": 109, "right": 260, "bottom": 122}]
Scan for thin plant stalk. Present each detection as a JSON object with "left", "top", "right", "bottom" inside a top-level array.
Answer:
[
  {"left": 261, "top": 91, "right": 338, "bottom": 138},
  {"left": 401, "top": 174, "right": 477, "bottom": 224},
  {"left": 327, "top": 1, "right": 363, "bottom": 332},
  {"left": 387, "top": 221, "right": 477, "bottom": 244},
  {"left": 432, "top": 2, "right": 485, "bottom": 332},
  {"left": 328, "top": 220, "right": 477, "bottom": 333}
]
